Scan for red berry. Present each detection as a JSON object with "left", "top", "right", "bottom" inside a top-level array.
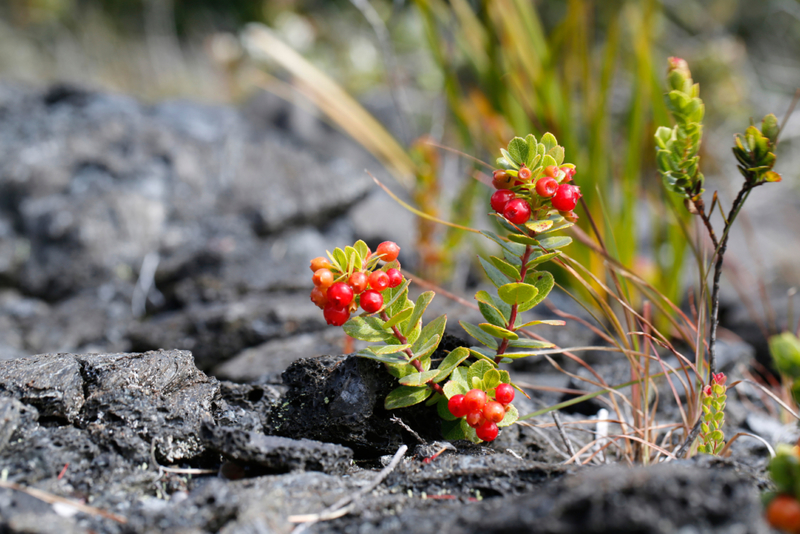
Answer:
[
  {"left": 323, "top": 303, "right": 350, "bottom": 326},
  {"left": 495, "top": 383, "right": 515, "bottom": 405},
  {"left": 475, "top": 420, "right": 499, "bottom": 442},
  {"left": 348, "top": 272, "right": 368, "bottom": 294},
  {"left": 448, "top": 395, "right": 468, "bottom": 418},
  {"left": 535, "top": 176, "right": 558, "bottom": 198},
  {"left": 463, "top": 389, "right": 487, "bottom": 413},
  {"left": 518, "top": 167, "right": 532, "bottom": 181},
  {"left": 560, "top": 166, "right": 576, "bottom": 182},
  {"left": 310, "top": 257, "right": 331, "bottom": 272},
  {"left": 766, "top": 495, "right": 800, "bottom": 533},
  {"left": 312, "top": 269, "right": 334, "bottom": 289},
  {"left": 483, "top": 401, "right": 505, "bottom": 423},
  {"left": 490, "top": 190, "right": 516, "bottom": 213},
  {"left": 503, "top": 198, "right": 531, "bottom": 225},
  {"left": 551, "top": 184, "right": 582, "bottom": 211},
  {"left": 544, "top": 165, "right": 559, "bottom": 178},
  {"left": 385, "top": 268, "right": 403, "bottom": 288},
  {"left": 360, "top": 290, "right": 383, "bottom": 313},
  {"left": 327, "top": 282, "right": 354, "bottom": 308},
  {"left": 492, "top": 170, "right": 513, "bottom": 189},
  {"left": 376, "top": 241, "right": 400, "bottom": 262},
  {"left": 368, "top": 270, "right": 390, "bottom": 291},
  {"left": 465, "top": 410, "right": 485, "bottom": 428},
  {"left": 310, "top": 287, "right": 328, "bottom": 309}
]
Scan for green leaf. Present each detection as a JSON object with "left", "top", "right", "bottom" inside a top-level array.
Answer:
[
  {"left": 477, "top": 298, "right": 507, "bottom": 327},
  {"left": 765, "top": 332, "right": 798, "bottom": 377},
  {"left": 355, "top": 350, "right": 409, "bottom": 365},
  {"left": 541, "top": 132, "right": 557, "bottom": 152},
  {"left": 541, "top": 155, "right": 557, "bottom": 169},
  {"left": 468, "top": 347, "right": 500, "bottom": 366},
  {"left": 538, "top": 221, "right": 574, "bottom": 235},
  {"left": 399, "top": 370, "right": 440, "bottom": 386},
  {"left": 468, "top": 360, "right": 494, "bottom": 388},
  {"left": 437, "top": 396, "right": 457, "bottom": 421},
  {"left": 441, "top": 418, "right": 467, "bottom": 441},
  {"left": 497, "top": 403, "right": 519, "bottom": 428},
  {"left": 443, "top": 379, "right": 468, "bottom": 399},
  {"left": 479, "top": 256, "right": 512, "bottom": 287},
  {"left": 481, "top": 231, "right": 526, "bottom": 256},
  {"left": 460, "top": 321, "right": 499, "bottom": 349},
  {"left": 412, "top": 315, "right": 447, "bottom": 354},
  {"left": 507, "top": 233, "right": 539, "bottom": 246},
  {"left": 525, "top": 134, "right": 538, "bottom": 166},
  {"left": 343, "top": 316, "right": 394, "bottom": 342},
  {"left": 520, "top": 271, "right": 554, "bottom": 312},
  {"left": 325, "top": 249, "right": 342, "bottom": 271},
  {"left": 383, "top": 307, "right": 414, "bottom": 330},
  {"left": 461, "top": 418, "right": 481, "bottom": 443},
  {"left": 711, "top": 430, "right": 724, "bottom": 442},
  {"left": 410, "top": 334, "right": 441, "bottom": 363},
  {"left": 403, "top": 291, "right": 435, "bottom": 336},
  {"left": 507, "top": 338, "right": 555, "bottom": 349},
  {"left": 332, "top": 248, "right": 348, "bottom": 271},
  {"left": 498, "top": 282, "right": 538, "bottom": 306},
  {"left": 344, "top": 246, "right": 360, "bottom": 273},
  {"left": 354, "top": 240, "right": 370, "bottom": 263},
  {"left": 507, "top": 137, "right": 529, "bottom": 166},
  {"left": 515, "top": 318, "right": 566, "bottom": 328},
  {"left": 451, "top": 366, "right": 469, "bottom": 389},
  {"left": 370, "top": 343, "right": 411, "bottom": 355},
  {"left": 496, "top": 351, "right": 548, "bottom": 359},
  {"left": 483, "top": 369, "right": 501, "bottom": 390},
  {"left": 537, "top": 236, "right": 572, "bottom": 250},
  {"left": 499, "top": 148, "right": 519, "bottom": 169},
  {"left": 384, "top": 279, "right": 412, "bottom": 316},
  {"left": 479, "top": 323, "right": 518, "bottom": 340},
  {"left": 435, "top": 347, "right": 471, "bottom": 383},
  {"left": 384, "top": 386, "right": 432, "bottom": 409},
  {"left": 547, "top": 145, "right": 565, "bottom": 166},
  {"left": 526, "top": 251, "right": 562, "bottom": 269},
  {"left": 490, "top": 256, "right": 521, "bottom": 281},
  {"left": 524, "top": 220, "right": 554, "bottom": 234}
]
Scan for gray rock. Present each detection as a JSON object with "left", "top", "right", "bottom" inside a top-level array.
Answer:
[{"left": 201, "top": 424, "right": 353, "bottom": 475}]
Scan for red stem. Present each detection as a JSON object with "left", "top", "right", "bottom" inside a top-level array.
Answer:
[
  {"left": 380, "top": 310, "right": 444, "bottom": 395},
  {"left": 495, "top": 244, "right": 534, "bottom": 362}
]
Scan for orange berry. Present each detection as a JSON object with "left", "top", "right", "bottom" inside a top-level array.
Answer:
[
  {"left": 310, "top": 287, "right": 328, "bottom": 309},
  {"left": 766, "top": 495, "right": 800, "bottom": 533},
  {"left": 312, "top": 269, "right": 334, "bottom": 289},
  {"left": 348, "top": 272, "right": 368, "bottom": 294},
  {"left": 310, "top": 257, "right": 331, "bottom": 272},
  {"left": 483, "top": 401, "right": 505, "bottom": 423},
  {"left": 376, "top": 241, "right": 400, "bottom": 262},
  {"left": 544, "top": 165, "right": 559, "bottom": 178}
]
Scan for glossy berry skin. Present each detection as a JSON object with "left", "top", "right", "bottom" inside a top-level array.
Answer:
[
  {"left": 518, "top": 167, "right": 532, "bottom": 181},
  {"left": 535, "top": 176, "right": 558, "bottom": 198},
  {"left": 766, "top": 495, "right": 800, "bottom": 533},
  {"left": 310, "top": 287, "right": 328, "bottom": 309},
  {"left": 448, "top": 395, "right": 468, "bottom": 418},
  {"left": 360, "top": 290, "right": 383, "bottom": 313},
  {"left": 465, "top": 411, "right": 485, "bottom": 428},
  {"left": 560, "top": 166, "right": 576, "bottom": 182},
  {"left": 551, "top": 184, "right": 582, "bottom": 212},
  {"left": 503, "top": 198, "right": 531, "bottom": 225},
  {"left": 368, "top": 270, "right": 390, "bottom": 291},
  {"left": 348, "top": 272, "right": 368, "bottom": 294},
  {"left": 490, "top": 190, "right": 516, "bottom": 213},
  {"left": 313, "top": 269, "right": 334, "bottom": 289},
  {"left": 463, "top": 389, "right": 487, "bottom": 413},
  {"left": 492, "top": 170, "right": 513, "bottom": 189},
  {"left": 483, "top": 401, "right": 506, "bottom": 423},
  {"left": 323, "top": 303, "right": 350, "bottom": 326},
  {"left": 386, "top": 268, "right": 403, "bottom": 288},
  {"left": 495, "top": 383, "right": 515, "bottom": 405},
  {"left": 327, "top": 282, "right": 354, "bottom": 308},
  {"left": 475, "top": 420, "right": 499, "bottom": 442},
  {"left": 310, "top": 257, "right": 332, "bottom": 272},
  {"left": 376, "top": 241, "right": 400, "bottom": 262},
  {"left": 544, "top": 165, "right": 559, "bottom": 178}
]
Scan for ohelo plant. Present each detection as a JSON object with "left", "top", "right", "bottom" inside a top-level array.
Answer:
[{"left": 309, "top": 133, "right": 578, "bottom": 443}]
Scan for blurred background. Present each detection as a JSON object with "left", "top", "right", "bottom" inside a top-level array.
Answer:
[{"left": 0, "top": 0, "right": 798, "bottom": 380}]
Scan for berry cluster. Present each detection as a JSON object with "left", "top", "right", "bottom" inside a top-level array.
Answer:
[
  {"left": 490, "top": 164, "right": 581, "bottom": 225},
  {"left": 310, "top": 241, "right": 403, "bottom": 326},
  {"left": 447, "top": 383, "right": 515, "bottom": 442}
]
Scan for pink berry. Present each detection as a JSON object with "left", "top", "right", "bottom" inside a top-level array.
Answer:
[
  {"left": 463, "top": 389, "right": 487, "bottom": 413},
  {"left": 465, "top": 410, "right": 485, "bottom": 428},
  {"left": 483, "top": 401, "right": 505, "bottom": 423},
  {"left": 551, "top": 184, "right": 581, "bottom": 211},
  {"left": 495, "top": 383, "right": 515, "bottom": 405},
  {"left": 503, "top": 198, "right": 531, "bottom": 225},
  {"left": 386, "top": 268, "right": 403, "bottom": 288},
  {"left": 535, "top": 177, "right": 558, "bottom": 198},
  {"left": 327, "top": 282, "right": 354, "bottom": 308},
  {"left": 376, "top": 241, "right": 400, "bottom": 262},
  {"left": 490, "top": 190, "right": 515, "bottom": 213},
  {"left": 448, "top": 395, "right": 468, "bottom": 418},
  {"left": 323, "top": 303, "right": 350, "bottom": 326},
  {"left": 476, "top": 420, "right": 499, "bottom": 441},
  {"left": 360, "top": 290, "right": 383, "bottom": 313},
  {"left": 368, "top": 271, "right": 390, "bottom": 291}
]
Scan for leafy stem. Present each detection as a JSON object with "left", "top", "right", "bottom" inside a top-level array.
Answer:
[
  {"left": 496, "top": 243, "right": 534, "bottom": 361},
  {"left": 380, "top": 309, "right": 444, "bottom": 396}
]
